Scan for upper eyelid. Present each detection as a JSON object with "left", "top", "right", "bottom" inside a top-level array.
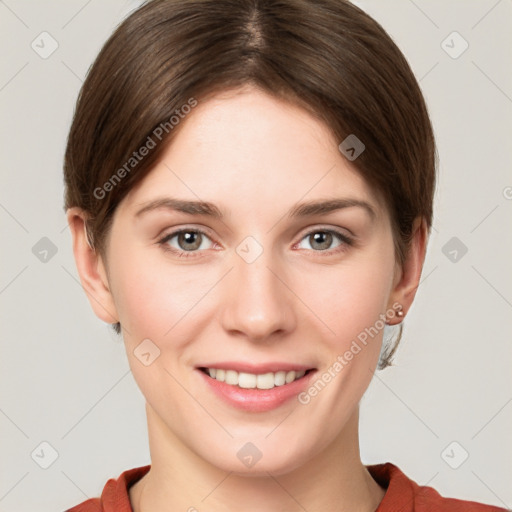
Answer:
[
  {"left": 301, "top": 225, "right": 354, "bottom": 239},
  {"left": 159, "top": 225, "right": 216, "bottom": 240}
]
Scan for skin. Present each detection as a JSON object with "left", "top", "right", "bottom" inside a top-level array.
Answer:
[{"left": 67, "top": 85, "right": 427, "bottom": 511}]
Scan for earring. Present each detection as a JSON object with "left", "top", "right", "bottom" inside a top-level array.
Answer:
[{"left": 385, "top": 305, "right": 404, "bottom": 325}]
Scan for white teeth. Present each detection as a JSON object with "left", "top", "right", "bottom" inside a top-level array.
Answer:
[
  {"left": 204, "top": 368, "right": 309, "bottom": 389},
  {"left": 225, "top": 370, "right": 239, "bottom": 385},
  {"left": 238, "top": 372, "right": 256, "bottom": 389},
  {"left": 285, "top": 370, "right": 296, "bottom": 383},
  {"left": 274, "top": 371, "right": 286, "bottom": 386},
  {"left": 256, "top": 372, "right": 275, "bottom": 389}
]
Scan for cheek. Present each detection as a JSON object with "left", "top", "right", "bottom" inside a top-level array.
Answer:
[
  {"left": 290, "top": 246, "right": 395, "bottom": 439},
  {"left": 111, "top": 232, "right": 395, "bottom": 353},
  {"left": 108, "top": 245, "right": 214, "bottom": 341},
  {"left": 300, "top": 246, "right": 395, "bottom": 354},
  {"left": 108, "top": 250, "right": 215, "bottom": 396}
]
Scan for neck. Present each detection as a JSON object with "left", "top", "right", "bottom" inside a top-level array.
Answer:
[{"left": 130, "top": 404, "right": 385, "bottom": 512}]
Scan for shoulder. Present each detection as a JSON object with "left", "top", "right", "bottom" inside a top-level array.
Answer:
[
  {"left": 367, "top": 462, "right": 507, "bottom": 512},
  {"left": 64, "top": 497, "right": 101, "bottom": 512},
  {"left": 64, "top": 465, "right": 151, "bottom": 512}
]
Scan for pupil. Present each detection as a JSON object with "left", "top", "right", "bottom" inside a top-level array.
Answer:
[
  {"left": 312, "top": 232, "right": 331, "bottom": 250},
  {"left": 181, "top": 231, "right": 200, "bottom": 250}
]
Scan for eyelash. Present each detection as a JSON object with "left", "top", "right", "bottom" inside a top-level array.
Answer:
[{"left": 157, "top": 227, "right": 354, "bottom": 259}]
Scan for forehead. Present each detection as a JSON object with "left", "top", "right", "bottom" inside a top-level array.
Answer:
[{"left": 120, "top": 87, "right": 386, "bottom": 219}]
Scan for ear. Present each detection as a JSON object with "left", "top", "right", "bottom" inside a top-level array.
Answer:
[
  {"left": 66, "top": 207, "right": 119, "bottom": 324},
  {"left": 387, "top": 216, "right": 428, "bottom": 324}
]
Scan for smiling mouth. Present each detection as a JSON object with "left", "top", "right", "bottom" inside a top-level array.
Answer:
[{"left": 199, "top": 367, "right": 314, "bottom": 390}]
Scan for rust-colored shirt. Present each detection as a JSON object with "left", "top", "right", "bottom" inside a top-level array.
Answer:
[{"left": 65, "top": 463, "right": 507, "bottom": 511}]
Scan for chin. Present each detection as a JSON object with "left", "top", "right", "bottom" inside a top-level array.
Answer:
[{"left": 196, "top": 434, "right": 315, "bottom": 477}]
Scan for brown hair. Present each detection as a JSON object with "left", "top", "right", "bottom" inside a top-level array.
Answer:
[{"left": 63, "top": 0, "right": 437, "bottom": 367}]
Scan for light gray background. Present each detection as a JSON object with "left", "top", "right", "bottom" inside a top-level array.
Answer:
[{"left": 1, "top": 1, "right": 511, "bottom": 511}]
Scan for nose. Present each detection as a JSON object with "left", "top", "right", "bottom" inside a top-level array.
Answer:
[{"left": 219, "top": 243, "right": 297, "bottom": 343}]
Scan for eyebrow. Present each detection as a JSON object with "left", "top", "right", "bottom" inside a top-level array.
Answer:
[
  {"left": 134, "top": 197, "right": 376, "bottom": 221},
  {"left": 135, "top": 198, "right": 223, "bottom": 219},
  {"left": 288, "top": 198, "right": 376, "bottom": 220}
]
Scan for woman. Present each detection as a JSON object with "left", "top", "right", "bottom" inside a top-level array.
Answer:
[{"left": 63, "top": 0, "right": 506, "bottom": 510}]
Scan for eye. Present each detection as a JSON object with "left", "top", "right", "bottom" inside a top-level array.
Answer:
[
  {"left": 157, "top": 226, "right": 354, "bottom": 259},
  {"left": 295, "top": 228, "right": 354, "bottom": 254},
  {"left": 157, "top": 228, "right": 215, "bottom": 258}
]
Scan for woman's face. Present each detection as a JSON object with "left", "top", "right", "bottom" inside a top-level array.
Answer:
[{"left": 100, "top": 87, "right": 401, "bottom": 475}]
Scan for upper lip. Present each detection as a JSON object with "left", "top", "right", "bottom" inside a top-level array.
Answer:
[{"left": 197, "top": 361, "right": 316, "bottom": 374}]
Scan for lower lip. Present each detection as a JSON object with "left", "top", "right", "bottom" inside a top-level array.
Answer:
[{"left": 196, "top": 369, "right": 317, "bottom": 412}]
